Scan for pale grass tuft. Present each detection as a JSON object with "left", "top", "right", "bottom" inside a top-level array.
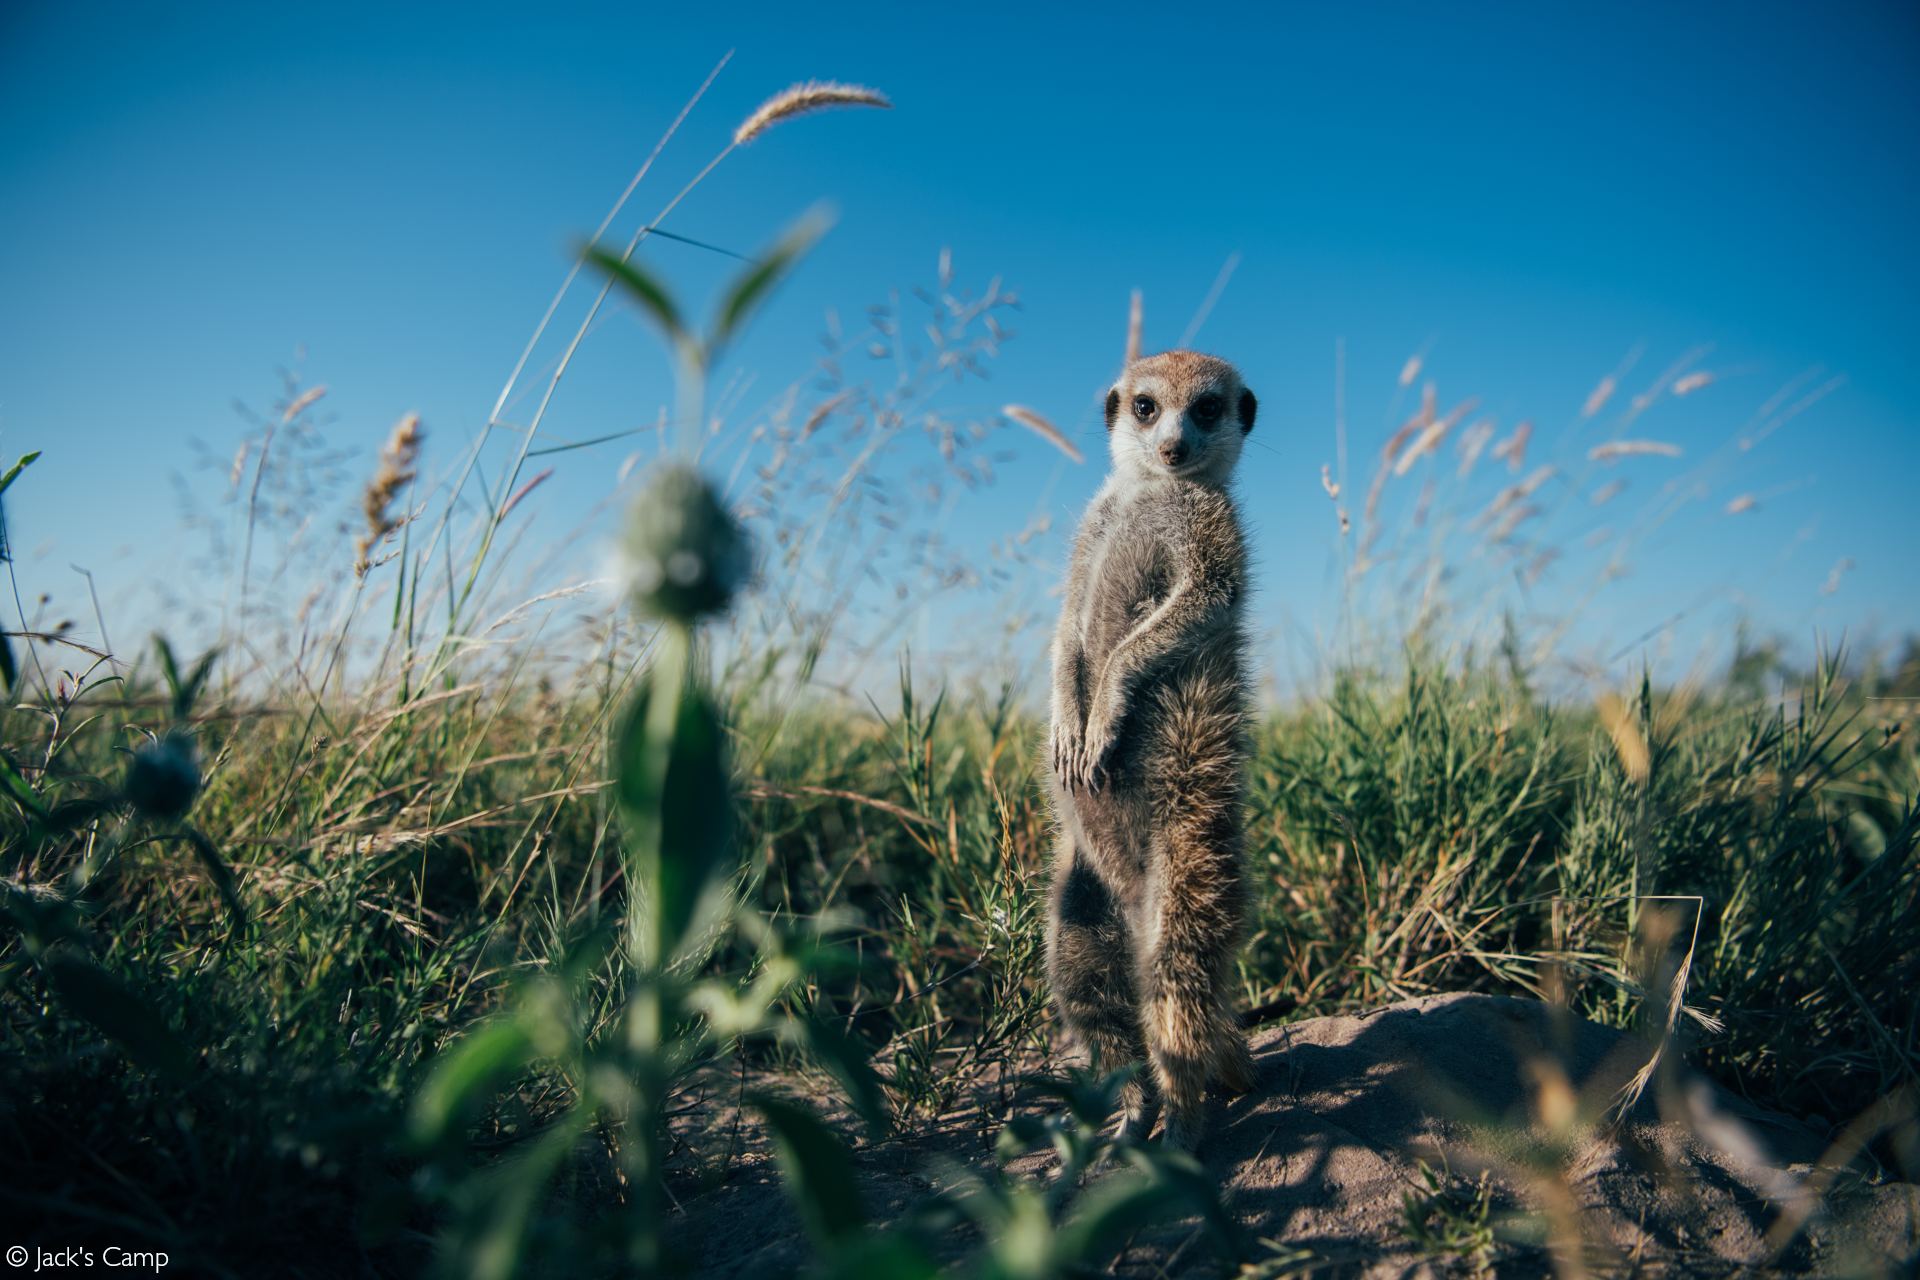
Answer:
[
  {"left": 1124, "top": 289, "right": 1143, "bottom": 365},
  {"left": 356, "top": 413, "right": 425, "bottom": 577},
  {"left": 1724, "top": 493, "right": 1757, "bottom": 515},
  {"left": 1002, "top": 405, "right": 1083, "bottom": 464},
  {"left": 1590, "top": 478, "right": 1626, "bottom": 506},
  {"left": 1320, "top": 464, "right": 1340, "bottom": 500},
  {"left": 1673, "top": 371, "right": 1714, "bottom": 396},
  {"left": 734, "top": 81, "right": 892, "bottom": 147},
  {"left": 1589, "top": 439, "right": 1681, "bottom": 463},
  {"left": 1398, "top": 354, "right": 1422, "bottom": 387}
]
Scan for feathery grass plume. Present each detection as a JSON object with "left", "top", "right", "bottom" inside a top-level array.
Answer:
[
  {"left": 1455, "top": 419, "right": 1494, "bottom": 477},
  {"left": 1002, "top": 405, "right": 1082, "bottom": 463},
  {"left": 355, "top": 412, "right": 424, "bottom": 577},
  {"left": 1320, "top": 464, "right": 1340, "bottom": 499},
  {"left": 734, "top": 81, "right": 891, "bottom": 147},
  {"left": 1588, "top": 439, "right": 1680, "bottom": 462},
  {"left": 1490, "top": 420, "right": 1531, "bottom": 471},
  {"left": 1673, "top": 371, "right": 1713, "bottom": 396},
  {"left": 1479, "top": 464, "right": 1557, "bottom": 523},
  {"left": 1590, "top": 478, "right": 1626, "bottom": 505},
  {"left": 284, "top": 384, "right": 328, "bottom": 421},
  {"left": 1821, "top": 557, "right": 1853, "bottom": 595},
  {"left": 1124, "top": 289, "right": 1143, "bottom": 365},
  {"left": 1724, "top": 493, "right": 1756, "bottom": 515},
  {"left": 1582, "top": 374, "right": 1617, "bottom": 418},
  {"left": 1398, "top": 354, "right": 1422, "bottom": 387},
  {"left": 1392, "top": 396, "right": 1478, "bottom": 475}
]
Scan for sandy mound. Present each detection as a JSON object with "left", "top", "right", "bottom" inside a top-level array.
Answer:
[{"left": 676, "top": 994, "right": 1918, "bottom": 1276}]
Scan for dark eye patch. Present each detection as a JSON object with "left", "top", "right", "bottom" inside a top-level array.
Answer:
[{"left": 1190, "top": 394, "right": 1224, "bottom": 427}]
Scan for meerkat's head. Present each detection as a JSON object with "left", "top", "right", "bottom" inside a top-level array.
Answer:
[{"left": 1104, "top": 350, "right": 1256, "bottom": 487}]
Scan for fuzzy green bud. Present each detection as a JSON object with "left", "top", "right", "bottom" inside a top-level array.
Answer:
[
  {"left": 622, "top": 464, "right": 751, "bottom": 623},
  {"left": 126, "top": 731, "right": 201, "bottom": 821}
]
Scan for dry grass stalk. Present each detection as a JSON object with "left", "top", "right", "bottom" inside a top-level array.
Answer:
[
  {"left": 1125, "top": 289, "right": 1143, "bottom": 365},
  {"left": 1002, "top": 405, "right": 1083, "bottom": 463},
  {"left": 1724, "top": 493, "right": 1756, "bottom": 515},
  {"left": 1398, "top": 354, "right": 1422, "bottom": 387},
  {"left": 1590, "top": 479, "right": 1626, "bottom": 506},
  {"left": 1320, "top": 464, "right": 1340, "bottom": 499},
  {"left": 1589, "top": 440, "right": 1680, "bottom": 462},
  {"left": 734, "top": 81, "right": 891, "bottom": 146},
  {"left": 1673, "top": 371, "right": 1713, "bottom": 396},
  {"left": 356, "top": 413, "right": 424, "bottom": 577}
]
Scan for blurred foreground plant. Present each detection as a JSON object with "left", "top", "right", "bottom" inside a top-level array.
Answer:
[{"left": 407, "top": 217, "right": 890, "bottom": 1279}]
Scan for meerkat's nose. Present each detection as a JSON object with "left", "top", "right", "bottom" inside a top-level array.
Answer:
[{"left": 1159, "top": 440, "right": 1188, "bottom": 465}]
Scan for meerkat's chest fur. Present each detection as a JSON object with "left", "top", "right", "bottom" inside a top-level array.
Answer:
[{"left": 1064, "top": 480, "right": 1245, "bottom": 731}]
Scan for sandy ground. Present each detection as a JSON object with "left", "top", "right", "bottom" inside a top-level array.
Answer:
[{"left": 673, "top": 994, "right": 1918, "bottom": 1276}]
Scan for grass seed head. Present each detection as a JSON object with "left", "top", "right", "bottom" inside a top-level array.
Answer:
[
  {"left": 356, "top": 413, "right": 424, "bottom": 576},
  {"left": 734, "top": 81, "right": 891, "bottom": 146}
]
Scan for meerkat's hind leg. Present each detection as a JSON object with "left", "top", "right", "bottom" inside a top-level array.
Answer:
[
  {"left": 1142, "top": 837, "right": 1250, "bottom": 1154},
  {"left": 1045, "top": 849, "right": 1149, "bottom": 1144}
]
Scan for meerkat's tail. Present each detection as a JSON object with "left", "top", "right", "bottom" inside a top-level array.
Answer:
[{"left": 1238, "top": 994, "right": 1298, "bottom": 1030}]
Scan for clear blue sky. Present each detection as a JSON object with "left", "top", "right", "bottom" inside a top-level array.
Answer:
[{"left": 3, "top": 1, "right": 1916, "bottom": 689}]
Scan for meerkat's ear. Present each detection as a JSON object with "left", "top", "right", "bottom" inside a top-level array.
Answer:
[
  {"left": 1238, "top": 387, "right": 1257, "bottom": 434},
  {"left": 1105, "top": 388, "right": 1121, "bottom": 431}
]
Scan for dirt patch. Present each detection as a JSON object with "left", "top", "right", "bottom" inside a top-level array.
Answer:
[{"left": 672, "top": 994, "right": 1919, "bottom": 1276}]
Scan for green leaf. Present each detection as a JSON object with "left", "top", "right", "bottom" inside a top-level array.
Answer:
[
  {"left": 0, "top": 450, "right": 40, "bottom": 497},
  {"left": 747, "top": 1092, "right": 865, "bottom": 1249},
  {"left": 448, "top": 1103, "right": 592, "bottom": 1280},
  {"left": 182, "top": 826, "right": 249, "bottom": 934},
  {"left": 582, "top": 245, "right": 689, "bottom": 351},
  {"left": 615, "top": 675, "right": 735, "bottom": 960},
  {"left": 815, "top": 1232, "right": 940, "bottom": 1280},
  {"left": 1051, "top": 1171, "right": 1194, "bottom": 1266},
  {"left": 708, "top": 206, "right": 834, "bottom": 356},
  {"left": 790, "top": 1018, "right": 889, "bottom": 1137},
  {"left": 408, "top": 1018, "right": 537, "bottom": 1146},
  {"left": 0, "top": 748, "right": 45, "bottom": 817},
  {"left": 40, "top": 946, "right": 190, "bottom": 1079},
  {"left": 154, "top": 637, "right": 217, "bottom": 721}
]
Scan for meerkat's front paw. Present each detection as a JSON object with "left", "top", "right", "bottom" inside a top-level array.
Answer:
[
  {"left": 1050, "top": 720, "right": 1081, "bottom": 780},
  {"left": 1077, "top": 717, "right": 1117, "bottom": 791}
]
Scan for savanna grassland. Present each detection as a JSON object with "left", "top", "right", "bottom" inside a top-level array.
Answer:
[{"left": 3, "top": 75, "right": 1917, "bottom": 1279}]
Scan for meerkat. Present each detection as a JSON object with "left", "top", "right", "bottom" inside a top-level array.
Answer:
[{"left": 1045, "top": 349, "right": 1260, "bottom": 1152}]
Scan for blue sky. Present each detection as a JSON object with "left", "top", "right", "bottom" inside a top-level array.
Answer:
[{"left": 3, "top": 1, "right": 1916, "bottom": 690}]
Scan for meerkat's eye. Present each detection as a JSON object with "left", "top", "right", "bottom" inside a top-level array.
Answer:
[
  {"left": 1190, "top": 394, "right": 1224, "bottom": 428},
  {"left": 1132, "top": 395, "right": 1158, "bottom": 424}
]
